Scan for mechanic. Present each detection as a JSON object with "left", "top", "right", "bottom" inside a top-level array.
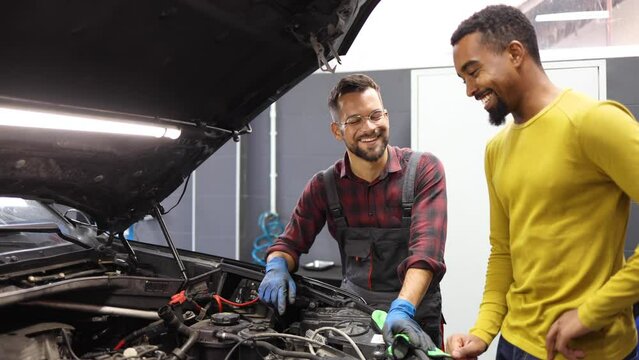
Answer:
[
  {"left": 445, "top": 5, "right": 639, "bottom": 360},
  {"left": 258, "top": 74, "right": 448, "bottom": 350}
]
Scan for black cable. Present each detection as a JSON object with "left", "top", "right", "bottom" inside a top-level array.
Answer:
[
  {"left": 162, "top": 173, "right": 192, "bottom": 215},
  {"left": 223, "top": 337, "right": 248, "bottom": 360},
  {"left": 334, "top": 319, "right": 371, "bottom": 337},
  {"left": 158, "top": 305, "right": 199, "bottom": 360},
  {"left": 220, "top": 332, "right": 346, "bottom": 360},
  {"left": 251, "top": 340, "right": 324, "bottom": 360},
  {"left": 253, "top": 337, "right": 280, "bottom": 359},
  {"left": 60, "top": 329, "right": 82, "bottom": 360},
  {"left": 115, "top": 320, "right": 165, "bottom": 351},
  {"left": 223, "top": 337, "right": 326, "bottom": 360}
]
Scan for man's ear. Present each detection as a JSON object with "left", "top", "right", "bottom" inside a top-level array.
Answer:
[
  {"left": 507, "top": 40, "right": 525, "bottom": 67},
  {"left": 330, "top": 121, "right": 343, "bottom": 140}
]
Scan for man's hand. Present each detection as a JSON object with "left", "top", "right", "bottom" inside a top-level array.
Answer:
[
  {"left": 382, "top": 299, "right": 436, "bottom": 352},
  {"left": 445, "top": 333, "right": 487, "bottom": 359},
  {"left": 257, "top": 257, "right": 296, "bottom": 315},
  {"left": 546, "top": 309, "right": 590, "bottom": 360}
]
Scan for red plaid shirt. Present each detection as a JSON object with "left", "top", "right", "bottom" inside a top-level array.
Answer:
[{"left": 268, "top": 146, "right": 447, "bottom": 283}]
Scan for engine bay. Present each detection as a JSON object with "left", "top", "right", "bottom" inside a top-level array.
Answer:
[{"left": 0, "top": 236, "right": 391, "bottom": 360}]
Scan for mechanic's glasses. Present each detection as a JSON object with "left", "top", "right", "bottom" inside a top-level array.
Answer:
[{"left": 340, "top": 109, "right": 387, "bottom": 127}]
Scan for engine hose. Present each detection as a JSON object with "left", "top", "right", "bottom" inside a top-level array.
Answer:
[
  {"left": 114, "top": 319, "right": 165, "bottom": 350},
  {"left": 252, "top": 339, "right": 324, "bottom": 360},
  {"left": 251, "top": 211, "right": 284, "bottom": 265},
  {"left": 158, "top": 305, "right": 199, "bottom": 360},
  {"left": 220, "top": 332, "right": 325, "bottom": 360}
]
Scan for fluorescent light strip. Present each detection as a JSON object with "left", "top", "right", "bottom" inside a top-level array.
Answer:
[
  {"left": 0, "top": 107, "right": 181, "bottom": 139},
  {"left": 535, "top": 10, "right": 609, "bottom": 22}
]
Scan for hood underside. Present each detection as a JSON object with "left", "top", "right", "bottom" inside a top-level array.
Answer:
[{"left": 0, "top": 0, "right": 379, "bottom": 231}]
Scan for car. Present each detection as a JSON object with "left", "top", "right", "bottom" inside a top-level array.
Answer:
[
  {"left": 0, "top": 197, "right": 388, "bottom": 360},
  {"left": 0, "top": 1, "right": 418, "bottom": 360}
]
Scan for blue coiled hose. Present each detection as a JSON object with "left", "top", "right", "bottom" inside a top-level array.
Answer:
[{"left": 252, "top": 211, "right": 285, "bottom": 265}]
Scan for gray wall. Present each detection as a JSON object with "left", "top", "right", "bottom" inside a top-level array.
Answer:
[
  {"left": 133, "top": 141, "right": 237, "bottom": 260},
  {"left": 240, "top": 110, "right": 271, "bottom": 264},
  {"left": 607, "top": 57, "right": 639, "bottom": 258}
]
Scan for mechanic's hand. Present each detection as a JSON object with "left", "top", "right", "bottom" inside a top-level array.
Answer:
[
  {"left": 545, "top": 309, "right": 589, "bottom": 360},
  {"left": 382, "top": 299, "right": 436, "bottom": 352},
  {"left": 445, "top": 333, "right": 487, "bottom": 359},
  {"left": 258, "top": 257, "right": 296, "bottom": 315}
]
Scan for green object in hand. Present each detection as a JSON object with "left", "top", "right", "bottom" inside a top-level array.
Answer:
[
  {"left": 371, "top": 309, "right": 452, "bottom": 359},
  {"left": 371, "top": 309, "right": 388, "bottom": 331}
]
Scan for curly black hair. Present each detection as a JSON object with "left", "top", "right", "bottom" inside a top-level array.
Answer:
[
  {"left": 450, "top": 5, "right": 541, "bottom": 66},
  {"left": 328, "top": 74, "right": 381, "bottom": 122}
]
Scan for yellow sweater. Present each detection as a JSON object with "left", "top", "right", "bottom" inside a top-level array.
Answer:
[{"left": 470, "top": 90, "right": 639, "bottom": 359}]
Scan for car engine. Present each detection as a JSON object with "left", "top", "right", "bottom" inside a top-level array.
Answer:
[{"left": 0, "top": 236, "right": 393, "bottom": 360}]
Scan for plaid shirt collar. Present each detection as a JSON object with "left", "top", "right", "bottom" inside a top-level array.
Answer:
[{"left": 340, "top": 146, "right": 402, "bottom": 181}]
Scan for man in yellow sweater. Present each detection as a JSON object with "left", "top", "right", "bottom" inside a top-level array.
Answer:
[{"left": 445, "top": 5, "right": 639, "bottom": 360}]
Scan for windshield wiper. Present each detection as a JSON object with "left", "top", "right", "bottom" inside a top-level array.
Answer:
[{"left": 0, "top": 222, "right": 89, "bottom": 249}]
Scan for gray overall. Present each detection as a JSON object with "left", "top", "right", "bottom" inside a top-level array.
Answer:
[{"left": 323, "top": 152, "right": 443, "bottom": 346}]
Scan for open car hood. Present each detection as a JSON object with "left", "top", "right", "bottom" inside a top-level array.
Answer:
[{"left": 0, "top": 0, "right": 379, "bottom": 232}]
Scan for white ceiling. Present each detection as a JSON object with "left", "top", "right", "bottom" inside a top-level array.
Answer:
[
  {"left": 331, "top": 0, "right": 639, "bottom": 73},
  {"left": 332, "top": 0, "right": 526, "bottom": 72}
]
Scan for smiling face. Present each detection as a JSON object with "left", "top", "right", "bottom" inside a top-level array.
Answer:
[
  {"left": 453, "top": 32, "right": 517, "bottom": 126},
  {"left": 331, "top": 87, "right": 389, "bottom": 163}
]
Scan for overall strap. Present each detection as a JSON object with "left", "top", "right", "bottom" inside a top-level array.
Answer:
[
  {"left": 401, "top": 152, "right": 422, "bottom": 227},
  {"left": 322, "top": 166, "right": 348, "bottom": 228}
]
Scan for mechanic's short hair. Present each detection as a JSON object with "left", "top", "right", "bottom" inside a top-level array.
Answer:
[
  {"left": 450, "top": 4, "right": 542, "bottom": 66},
  {"left": 328, "top": 74, "right": 382, "bottom": 122}
]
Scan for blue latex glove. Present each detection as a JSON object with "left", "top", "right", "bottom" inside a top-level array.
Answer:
[
  {"left": 382, "top": 298, "right": 436, "bottom": 352},
  {"left": 257, "top": 257, "right": 296, "bottom": 315}
]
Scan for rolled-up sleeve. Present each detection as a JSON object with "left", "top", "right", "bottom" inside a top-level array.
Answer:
[{"left": 397, "top": 153, "right": 447, "bottom": 283}]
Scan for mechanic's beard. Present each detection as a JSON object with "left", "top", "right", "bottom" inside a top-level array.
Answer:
[
  {"left": 347, "top": 132, "right": 389, "bottom": 162},
  {"left": 487, "top": 96, "right": 509, "bottom": 126}
]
